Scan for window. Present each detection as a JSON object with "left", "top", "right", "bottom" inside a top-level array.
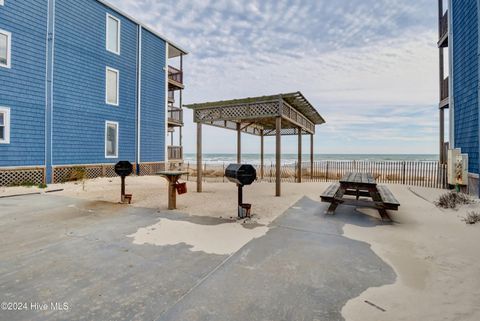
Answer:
[
  {"left": 0, "top": 107, "right": 10, "bottom": 144},
  {"left": 0, "top": 29, "right": 11, "bottom": 68},
  {"left": 106, "top": 67, "right": 119, "bottom": 106},
  {"left": 105, "top": 121, "right": 118, "bottom": 158},
  {"left": 106, "top": 14, "right": 120, "bottom": 54}
]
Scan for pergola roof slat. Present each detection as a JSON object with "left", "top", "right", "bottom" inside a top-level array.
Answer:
[{"left": 185, "top": 92, "right": 326, "bottom": 136}]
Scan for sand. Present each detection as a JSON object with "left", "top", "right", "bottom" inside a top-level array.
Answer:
[
  {"left": 3, "top": 177, "right": 480, "bottom": 320},
  {"left": 341, "top": 185, "right": 480, "bottom": 321},
  {"left": 0, "top": 176, "right": 325, "bottom": 225},
  {"left": 127, "top": 218, "right": 269, "bottom": 255}
]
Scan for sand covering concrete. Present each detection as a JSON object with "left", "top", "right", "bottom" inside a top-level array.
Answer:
[
  {"left": 127, "top": 218, "right": 269, "bottom": 255},
  {"left": 2, "top": 177, "right": 480, "bottom": 320}
]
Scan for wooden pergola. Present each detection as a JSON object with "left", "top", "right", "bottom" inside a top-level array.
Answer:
[{"left": 185, "top": 92, "right": 326, "bottom": 196}]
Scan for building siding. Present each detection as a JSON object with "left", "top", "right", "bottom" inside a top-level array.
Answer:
[
  {"left": 52, "top": 0, "right": 137, "bottom": 165},
  {"left": 140, "top": 28, "right": 166, "bottom": 163},
  {"left": 452, "top": 0, "right": 479, "bottom": 174},
  {"left": 0, "top": 0, "right": 48, "bottom": 167}
]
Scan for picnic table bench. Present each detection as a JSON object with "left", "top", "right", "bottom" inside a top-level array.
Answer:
[{"left": 320, "top": 172, "right": 400, "bottom": 221}]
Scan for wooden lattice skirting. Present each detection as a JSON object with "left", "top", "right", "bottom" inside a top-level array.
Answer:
[
  {"left": 138, "top": 162, "right": 166, "bottom": 176},
  {"left": 0, "top": 167, "right": 46, "bottom": 186}
]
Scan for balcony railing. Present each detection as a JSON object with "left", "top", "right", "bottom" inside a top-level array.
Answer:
[
  {"left": 168, "top": 91, "right": 175, "bottom": 103},
  {"left": 168, "top": 107, "right": 183, "bottom": 125},
  {"left": 439, "top": 10, "right": 448, "bottom": 45},
  {"left": 168, "top": 146, "right": 183, "bottom": 160},
  {"left": 441, "top": 76, "right": 449, "bottom": 101},
  {"left": 168, "top": 66, "right": 183, "bottom": 85}
]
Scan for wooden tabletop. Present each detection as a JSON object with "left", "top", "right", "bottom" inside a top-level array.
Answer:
[{"left": 339, "top": 172, "right": 376, "bottom": 185}]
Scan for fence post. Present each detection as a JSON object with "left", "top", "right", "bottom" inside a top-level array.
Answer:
[
  {"left": 294, "top": 161, "right": 297, "bottom": 182},
  {"left": 402, "top": 161, "right": 406, "bottom": 185},
  {"left": 326, "top": 161, "right": 329, "bottom": 182}
]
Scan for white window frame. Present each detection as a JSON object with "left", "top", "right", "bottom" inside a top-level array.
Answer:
[
  {"left": 0, "top": 107, "right": 10, "bottom": 144},
  {"left": 106, "top": 13, "right": 121, "bottom": 55},
  {"left": 105, "top": 67, "right": 119, "bottom": 106},
  {"left": 0, "top": 29, "right": 11, "bottom": 69},
  {"left": 105, "top": 121, "right": 119, "bottom": 158}
]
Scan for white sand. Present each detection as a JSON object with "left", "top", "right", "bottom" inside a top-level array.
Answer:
[
  {"left": 127, "top": 218, "right": 269, "bottom": 255},
  {"left": 3, "top": 177, "right": 480, "bottom": 320},
  {"left": 0, "top": 176, "right": 325, "bottom": 225},
  {"left": 341, "top": 185, "right": 480, "bottom": 321}
]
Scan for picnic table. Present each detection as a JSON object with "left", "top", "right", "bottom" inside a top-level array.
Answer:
[
  {"left": 320, "top": 172, "right": 400, "bottom": 221},
  {"left": 156, "top": 171, "right": 189, "bottom": 210}
]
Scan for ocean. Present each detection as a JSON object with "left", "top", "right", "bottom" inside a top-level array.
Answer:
[{"left": 183, "top": 154, "right": 439, "bottom": 165}]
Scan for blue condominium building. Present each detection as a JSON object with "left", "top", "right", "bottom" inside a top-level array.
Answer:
[
  {"left": 0, "top": 0, "right": 187, "bottom": 185},
  {"left": 438, "top": 0, "right": 480, "bottom": 195}
]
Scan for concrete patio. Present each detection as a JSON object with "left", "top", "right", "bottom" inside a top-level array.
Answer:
[{"left": 0, "top": 193, "right": 394, "bottom": 321}]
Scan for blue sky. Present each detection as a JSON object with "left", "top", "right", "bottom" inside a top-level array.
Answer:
[{"left": 110, "top": 0, "right": 439, "bottom": 155}]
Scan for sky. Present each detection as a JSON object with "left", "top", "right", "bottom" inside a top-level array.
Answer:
[{"left": 110, "top": 0, "right": 440, "bottom": 155}]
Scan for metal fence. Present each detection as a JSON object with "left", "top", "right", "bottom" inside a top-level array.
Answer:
[{"left": 184, "top": 160, "right": 448, "bottom": 189}]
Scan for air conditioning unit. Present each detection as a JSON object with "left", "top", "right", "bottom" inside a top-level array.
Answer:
[{"left": 447, "top": 149, "right": 468, "bottom": 186}]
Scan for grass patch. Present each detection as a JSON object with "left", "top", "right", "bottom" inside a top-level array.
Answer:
[
  {"left": 462, "top": 212, "right": 480, "bottom": 225},
  {"left": 435, "top": 191, "right": 474, "bottom": 209},
  {"left": 9, "top": 181, "right": 36, "bottom": 188}
]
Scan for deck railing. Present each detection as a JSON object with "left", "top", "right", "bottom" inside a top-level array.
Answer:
[
  {"left": 441, "top": 77, "right": 449, "bottom": 101},
  {"left": 168, "top": 107, "right": 183, "bottom": 124},
  {"left": 168, "top": 146, "right": 183, "bottom": 160},
  {"left": 168, "top": 66, "right": 183, "bottom": 85},
  {"left": 168, "top": 90, "right": 175, "bottom": 103},
  {"left": 183, "top": 160, "right": 448, "bottom": 189}
]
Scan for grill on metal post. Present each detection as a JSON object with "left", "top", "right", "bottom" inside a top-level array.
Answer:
[
  {"left": 225, "top": 164, "right": 257, "bottom": 218},
  {"left": 115, "top": 161, "right": 133, "bottom": 204}
]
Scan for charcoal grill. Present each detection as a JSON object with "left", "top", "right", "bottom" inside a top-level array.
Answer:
[{"left": 225, "top": 164, "right": 257, "bottom": 218}]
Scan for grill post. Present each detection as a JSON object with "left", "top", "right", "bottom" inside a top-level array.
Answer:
[{"left": 238, "top": 184, "right": 243, "bottom": 206}]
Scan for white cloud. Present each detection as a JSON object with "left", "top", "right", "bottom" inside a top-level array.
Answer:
[{"left": 108, "top": 0, "right": 440, "bottom": 155}]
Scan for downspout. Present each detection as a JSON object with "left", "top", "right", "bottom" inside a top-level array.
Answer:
[
  {"left": 136, "top": 25, "right": 142, "bottom": 175},
  {"left": 165, "top": 43, "right": 169, "bottom": 169},
  {"left": 448, "top": 0, "right": 454, "bottom": 147},
  {"left": 45, "top": 0, "right": 55, "bottom": 183}
]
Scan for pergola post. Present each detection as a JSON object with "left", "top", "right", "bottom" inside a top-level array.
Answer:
[
  {"left": 310, "top": 134, "right": 314, "bottom": 180},
  {"left": 196, "top": 122, "right": 202, "bottom": 192},
  {"left": 276, "top": 116, "right": 282, "bottom": 196},
  {"left": 237, "top": 123, "right": 241, "bottom": 163},
  {"left": 297, "top": 128, "right": 302, "bottom": 183},
  {"left": 260, "top": 129, "right": 264, "bottom": 179}
]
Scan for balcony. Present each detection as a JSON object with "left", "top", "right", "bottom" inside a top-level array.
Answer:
[
  {"left": 168, "top": 107, "right": 183, "bottom": 126},
  {"left": 168, "top": 90, "right": 175, "bottom": 104},
  {"left": 168, "top": 66, "right": 184, "bottom": 89},
  {"left": 440, "top": 76, "right": 449, "bottom": 108},
  {"left": 438, "top": 10, "right": 448, "bottom": 48},
  {"left": 168, "top": 146, "right": 183, "bottom": 161}
]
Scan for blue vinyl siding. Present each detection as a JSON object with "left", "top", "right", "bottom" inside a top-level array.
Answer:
[
  {"left": 140, "top": 29, "right": 166, "bottom": 163},
  {"left": 0, "top": 0, "right": 48, "bottom": 166},
  {"left": 452, "top": 0, "right": 479, "bottom": 174},
  {"left": 52, "top": 0, "right": 137, "bottom": 165}
]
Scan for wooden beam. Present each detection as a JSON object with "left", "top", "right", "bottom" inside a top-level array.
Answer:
[
  {"left": 310, "top": 134, "right": 314, "bottom": 180},
  {"left": 260, "top": 129, "right": 264, "bottom": 179},
  {"left": 237, "top": 123, "right": 241, "bottom": 163},
  {"left": 297, "top": 128, "right": 302, "bottom": 183},
  {"left": 276, "top": 117, "right": 282, "bottom": 196},
  {"left": 196, "top": 123, "right": 202, "bottom": 192}
]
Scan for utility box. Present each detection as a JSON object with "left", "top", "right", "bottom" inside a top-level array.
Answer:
[{"left": 448, "top": 149, "right": 468, "bottom": 186}]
